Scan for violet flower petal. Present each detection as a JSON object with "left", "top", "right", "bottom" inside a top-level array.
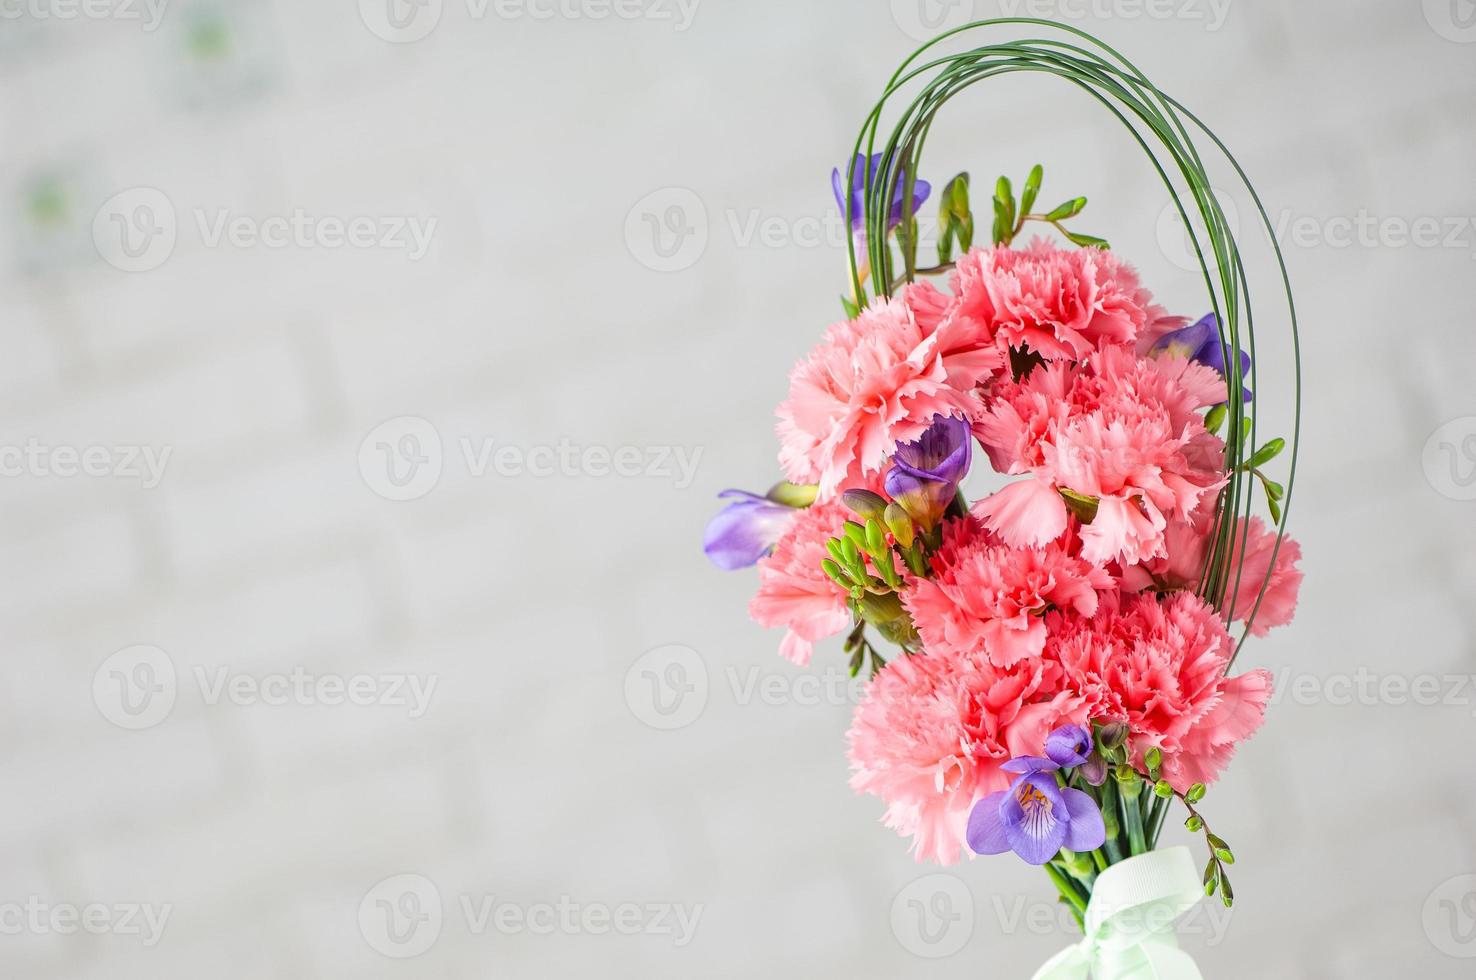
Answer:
[
  {"left": 966, "top": 790, "right": 1012, "bottom": 855},
  {"left": 1001, "top": 755, "right": 1059, "bottom": 775},
  {"left": 702, "top": 490, "right": 794, "bottom": 570},
  {"left": 1044, "top": 724, "right": 1094, "bottom": 768},
  {"left": 1003, "top": 773, "right": 1069, "bottom": 866},
  {"left": 1061, "top": 788, "right": 1107, "bottom": 852}
]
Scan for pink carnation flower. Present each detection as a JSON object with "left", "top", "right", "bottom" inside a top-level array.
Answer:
[
  {"left": 950, "top": 239, "right": 1163, "bottom": 361},
  {"left": 776, "top": 282, "right": 1003, "bottom": 498},
  {"left": 974, "top": 346, "right": 1228, "bottom": 566},
  {"left": 847, "top": 647, "right": 1087, "bottom": 864},
  {"left": 1121, "top": 512, "right": 1304, "bottom": 637},
  {"left": 747, "top": 496, "right": 854, "bottom": 666},
  {"left": 1047, "top": 591, "right": 1273, "bottom": 791},
  {"left": 904, "top": 517, "right": 1114, "bottom": 668}
]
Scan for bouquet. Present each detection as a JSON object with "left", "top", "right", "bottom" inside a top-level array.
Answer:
[{"left": 704, "top": 22, "right": 1303, "bottom": 979}]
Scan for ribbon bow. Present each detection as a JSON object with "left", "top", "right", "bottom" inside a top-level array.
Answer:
[{"left": 1032, "top": 847, "right": 1206, "bottom": 980}]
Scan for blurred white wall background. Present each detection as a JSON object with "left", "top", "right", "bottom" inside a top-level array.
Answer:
[{"left": 1, "top": 0, "right": 1474, "bottom": 977}]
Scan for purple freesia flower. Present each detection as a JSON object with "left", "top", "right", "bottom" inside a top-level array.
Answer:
[
  {"left": 1150, "top": 313, "right": 1252, "bottom": 403},
  {"left": 966, "top": 725, "right": 1107, "bottom": 865},
  {"left": 1044, "top": 724, "right": 1094, "bottom": 768},
  {"left": 884, "top": 415, "right": 972, "bottom": 530},
  {"left": 703, "top": 490, "right": 795, "bottom": 570},
  {"left": 832, "top": 153, "right": 931, "bottom": 232},
  {"left": 968, "top": 771, "right": 1106, "bottom": 865}
]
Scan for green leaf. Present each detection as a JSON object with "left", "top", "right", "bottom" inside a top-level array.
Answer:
[
  {"left": 1020, "top": 164, "right": 1043, "bottom": 217},
  {"left": 1063, "top": 230, "right": 1109, "bottom": 249},
  {"left": 1204, "top": 404, "right": 1227, "bottom": 435},
  {"left": 1045, "top": 196, "right": 1087, "bottom": 221},
  {"left": 1247, "top": 437, "right": 1285, "bottom": 469}
]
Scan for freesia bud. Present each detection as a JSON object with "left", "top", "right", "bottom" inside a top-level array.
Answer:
[
  {"left": 842, "top": 489, "right": 888, "bottom": 520},
  {"left": 884, "top": 415, "right": 972, "bottom": 530},
  {"left": 883, "top": 502, "right": 915, "bottom": 549}
]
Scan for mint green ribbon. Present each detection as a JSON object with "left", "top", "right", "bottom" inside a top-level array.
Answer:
[{"left": 1032, "top": 847, "right": 1205, "bottom": 980}]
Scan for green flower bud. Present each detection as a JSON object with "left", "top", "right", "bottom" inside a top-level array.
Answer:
[
  {"left": 821, "top": 559, "right": 851, "bottom": 590},
  {"left": 1185, "top": 815, "right": 1204, "bottom": 833},
  {"left": 1153, "top": 780, "right": 1174, "bottom": 799},
  {"left": 1096, "top": 722, "right": 1128, "bottom": 750},
  {"left": 883, "top": 502, "right": 915, "bottom": 550},
  {"left": 865, "top": 519, "right": 888, "bottom": 557},
  {"left": 1186, "top": 783, "right": 1206, "bottom": 804},
  {"left": 1144, "top": 747, "right": 1163, "bottom": 777},
  {"left": 841, "top": 489, "right": 888, "bottom": 521},
  {"left": 766, "top": 481, "right": 818, "bottom": 508}
]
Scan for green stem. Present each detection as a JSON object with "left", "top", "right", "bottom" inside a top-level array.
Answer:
[
  {"left": 1044, "top": 862, "right": 1088, "bottom": 929},
  {"left": 1146, "top": 795, "right": 1170, "bottom": 847},
  {"left": 1119, "top": 788, "right": 1148, "bottom": 856}
]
